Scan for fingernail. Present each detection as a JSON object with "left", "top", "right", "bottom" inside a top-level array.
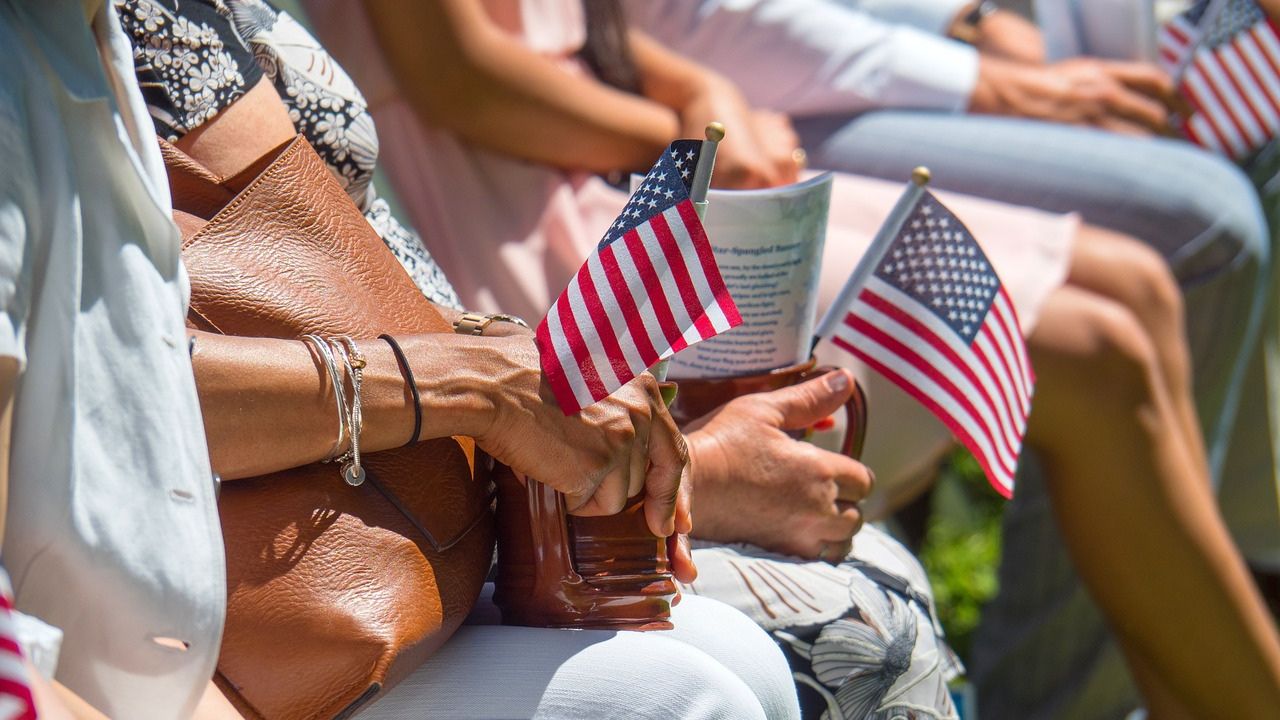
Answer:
[{"left": 825, "top": 370, "right": 849, "bottom": 393}]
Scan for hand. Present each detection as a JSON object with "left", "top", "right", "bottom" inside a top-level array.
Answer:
[
  {"left": 970, "top": 57, "right": 1179, "bottom": 135},
  {"left": 472, "top": 336, "right": 688, "bottom": 538},
  {"left": 679, "top": 76, "right": 791, "bottom": 189},
  {"left": 749, "top": 110, "right": 801, "bottom": 187},
  {"left": 668, "top": 467, "right": 697, "bottom": 584},
  {"left": 950, "top": 8, "right": 1046, "bottom": 64},
  {"left": 683, "top": 369, "right": 873, "bottom": 559}
]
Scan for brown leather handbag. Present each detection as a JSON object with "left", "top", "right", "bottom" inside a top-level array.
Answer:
[{"left": 162, "top": 135, "right": 495, "bottom": 720}]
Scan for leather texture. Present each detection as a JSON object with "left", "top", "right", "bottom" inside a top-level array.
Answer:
[{"left": 163, "top": 136, "right": 495, "bottom": 720}]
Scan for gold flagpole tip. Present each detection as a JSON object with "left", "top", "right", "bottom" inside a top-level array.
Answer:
[
  {"left": 911, "top": 166, "right": 931, "bottom": 186},
  {"left": 705, "top": 122, "right": 726, "bottom": 142}
]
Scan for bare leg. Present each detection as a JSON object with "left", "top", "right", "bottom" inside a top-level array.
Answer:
[
  {"left": 1065, "top": 226, "right": 1209, "bottom": 480},
  {"left": 1025, "top": 285, "right": 1280, "bottom": 717}
]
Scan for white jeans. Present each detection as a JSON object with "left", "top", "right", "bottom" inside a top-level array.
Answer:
[{"left": 357, "top": 591, "right": 800, "bottom": 719}]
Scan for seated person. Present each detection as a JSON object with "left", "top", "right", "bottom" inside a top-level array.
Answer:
[
  {"left": 623, "top": 1, "right": 1280, "bottom": 714},
  {"left": 120, "top": 2, "right": 1280, "bottom": 712},
  {"left": 297, "top": 0, "right": 1280, "bottom": 716},
  {"left": 118, "top": 0, "right": 958, "bottom": 716},
  {"left": 3, "top": 1, "right": 800, "bottom": 717}
]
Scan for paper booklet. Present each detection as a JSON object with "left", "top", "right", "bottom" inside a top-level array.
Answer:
[{"left": 630, "top": 172, "right": 833, "bottom": 379}]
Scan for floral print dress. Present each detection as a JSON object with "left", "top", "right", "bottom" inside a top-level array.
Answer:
[{"left": 116, "top": 0, "right": 461, "bottom": 308}]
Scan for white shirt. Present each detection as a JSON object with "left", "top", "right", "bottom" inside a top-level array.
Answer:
[
  {"left": 624, "top": 0, "right": 980, "bottom": 117},
  {"left": 835, "top": 0, "right": 971, "bottom": 35},
  {"left": 0, "top": 2, "right": 224, "bottom": 718}
]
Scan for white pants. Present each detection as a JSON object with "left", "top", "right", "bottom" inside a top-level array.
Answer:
[{"left": 357, "top": 591, "right": 800, "bottom": 719}]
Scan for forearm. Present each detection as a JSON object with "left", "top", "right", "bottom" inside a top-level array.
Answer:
[
  {"left": 628, "top": 30, "right": 720, "bottom": 112},
  {"left": 360, "top": 0, "right": 677, "bottom": 173},
  {"left": 191, "top": 331, "right": 502, "bottom": 479}
]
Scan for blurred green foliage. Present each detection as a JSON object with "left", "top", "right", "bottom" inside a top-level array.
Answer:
[{"left": 918, "top": 450, "right": 1005, "bottom": 662}]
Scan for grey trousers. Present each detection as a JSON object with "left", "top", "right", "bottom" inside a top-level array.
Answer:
[{"left": 796, "top": 111, "right": 1273, "bottom": 720}]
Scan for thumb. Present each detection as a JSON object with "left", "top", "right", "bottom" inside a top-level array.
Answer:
[{"left": 763, "top": 368, "right": 855, "bottom": 430}]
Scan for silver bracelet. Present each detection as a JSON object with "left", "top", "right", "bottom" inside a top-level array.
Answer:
[
  {"left": 331, "top": 336, "right": 367, "bottom": 487},
  {"left": 303, "top": 334, "right": 348, "bottom": 462}
]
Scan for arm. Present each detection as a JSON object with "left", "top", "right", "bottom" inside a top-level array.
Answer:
[
  {"left": 357, "top": 0, "right": 678, "bottom": 173},
  {"left": 358, "top": 0, "right": 792, "bottom": 187},
  {"left": 624, "top": 0, "right": 981, "bottom": 117},
  {"left": 945, "top": 2, "right": 1046, "bottom": 63},
  {"left": 628, "top": 30, "right": 799, "bottom": 188},
  {"left": 192, "top": 330, "right": 686, "bottom": 534}
]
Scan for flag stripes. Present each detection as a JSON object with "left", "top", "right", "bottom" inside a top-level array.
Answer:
[
  {"left": 834, "top": 279, "right": 1028, "bottom": 496},
  {"left": 538, "top": 202, "right": 740, "bottom": 414},
  {"left": 1161, "top": 1, "right": 1280, "bottom": 160},
  {"left": 0, "top": 593, "right": 35, "bottom": 720}
]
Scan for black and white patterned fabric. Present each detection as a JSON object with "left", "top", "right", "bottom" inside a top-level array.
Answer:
[{"left": 116, "top": 0, "right": 461, "bottom": 308}]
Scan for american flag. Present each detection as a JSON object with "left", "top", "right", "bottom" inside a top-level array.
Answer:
[
  {"left": 1159, "top": 0, "right": 1280, "bottom": 160},
  {"left": 829, "top": 192, "right": 1032, "bottom": 497},
  {"left": 0, "top": 592, "right": 35, "bottom": 720},
  {"left": 537, "top": 140, "right": 741, "bottom": 414}
]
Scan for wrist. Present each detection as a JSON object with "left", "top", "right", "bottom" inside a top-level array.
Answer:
[
  {"left": 948, "top": 0, "right": 997, "bottom": 45},
  {"left": 685, "top": 428, "right": 727, "bottom": 494},
  {"left": 968, "top": 55, "right": 1021, "bottom": 115},
  {"left": 392, "top": 333, "right": 521, "bottom": 442}
]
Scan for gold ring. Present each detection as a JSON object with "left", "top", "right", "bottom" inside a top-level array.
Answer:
[{"left": 792, "top": 148, "right": 808, "bottom": 169}]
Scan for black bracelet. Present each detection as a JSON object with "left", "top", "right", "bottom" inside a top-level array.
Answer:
[{"left": 379, "top": 334, "right": 422, "bottom": 447}]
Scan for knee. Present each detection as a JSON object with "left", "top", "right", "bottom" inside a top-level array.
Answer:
[
  {"left": 667, "top": 595, "right": 800, "bottom": 718},
  {"left": 1116, "top": 239, "right": 1187, "bottom": 330},
  {"left": 1059, "top": 299, "right": 1162, "bottom": 409},
  {"left": 618, "top": 635, "right": 771, "bottom": 720}
]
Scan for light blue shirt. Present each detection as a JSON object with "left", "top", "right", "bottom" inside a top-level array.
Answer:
[{"left": 0, "top": 2, "right": 224, "bottom": 717}]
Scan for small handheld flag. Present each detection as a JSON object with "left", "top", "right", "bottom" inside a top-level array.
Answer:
[
  {"left": 537, "top": 132, "right": 742, "bottom": 414},
  {"left": 0, "top": 590, "right": 35, "bottom": 720},
  {"left": 814, "top": 169, "right": 1034, "bottom": 497},
  {"left": 1159, "top": 0, "right": 1280, "bottom": 160}
]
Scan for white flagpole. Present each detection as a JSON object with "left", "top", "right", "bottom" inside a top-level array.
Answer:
[
  {"left": 811, "top": 166, "right": 931, "bottom": 355},
  {"left": 651, "top": 122, "right": 724, "bottom": 381},
  {"left": 690, "top": 121, "right": 724, "bottom": 219}
]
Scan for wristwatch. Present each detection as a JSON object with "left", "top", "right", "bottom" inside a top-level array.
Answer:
[
  {"left": 452, "top": 311, "right": 531, "bottom": 335},
  {"left": 951, "top": 0, "right": 998, "bottom": 44}
]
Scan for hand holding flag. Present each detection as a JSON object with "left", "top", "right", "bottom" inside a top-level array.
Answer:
[
  {"left": 814, "top": 169, "right": 1034, "bottom": 497},
  {"left": 537, "top": 130, "right": 742, "bottom": 415}
]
